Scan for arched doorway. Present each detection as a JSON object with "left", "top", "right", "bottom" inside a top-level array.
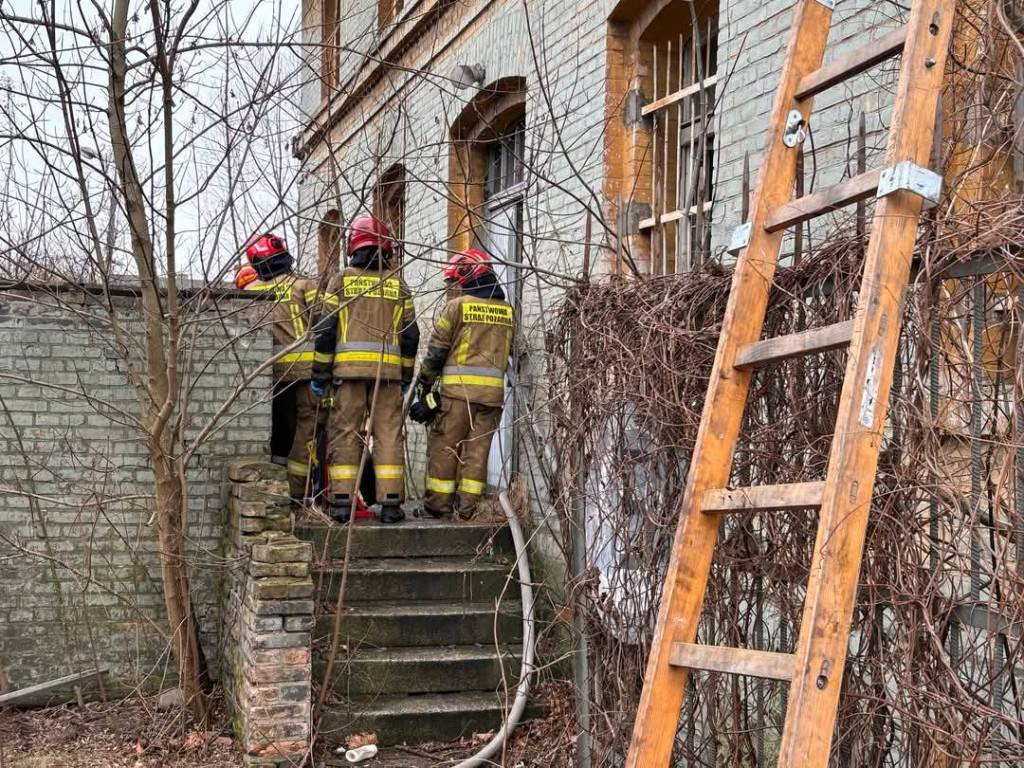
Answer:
[{"left": 448, "top": 77, "right": 527, "bottom": 490}]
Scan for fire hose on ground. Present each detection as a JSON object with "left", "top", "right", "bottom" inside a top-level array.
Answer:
[{"left": 449, "top": 489, "right": 536, "bottom": 768}]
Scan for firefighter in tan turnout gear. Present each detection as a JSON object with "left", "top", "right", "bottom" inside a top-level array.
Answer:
[
  {"left": 311, "top": 214, "right": 420, "bottom": 524},
  {"left": 410, "top": 249, "right": 514, "bottom": 519},
  {"left": 236, "top": 233, "right": 323, "bottom": 508}
]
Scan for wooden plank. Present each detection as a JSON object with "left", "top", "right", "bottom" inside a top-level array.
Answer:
[
  {"left": 795, "top": 26, "right": 907, "bottom": 101},
  {"left": 764, "top": 169, "right": 881, "bottom": 233},
  {"left": 669, "top": 643, "right": 795, "bottom": 681},
  {"left": 734, "top": 320, "right": 854, "bottom": 368},
  {"left": 624, "top": 2, "right": 837, "bottom": 765},
  {"left": 637, "top": 201, "right": 714, "bottom": 230},
  {"left": 702, "top": 481, "right": 825, "bottom": 512},
  {"left": 641, "top": 73, "right": 719, "bottom": 117},
  {"left": 0, "top": 667, "right": 109, "bottom": 706},
  {"left": 777, "top": 2, "right": 956, "bottom": 765}
]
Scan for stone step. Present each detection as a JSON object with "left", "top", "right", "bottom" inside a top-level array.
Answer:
[
  {"left": 314, "top": 557, "right": 516, "bottom": 603},
  {"left": 320, "top": 690, "right": 547, "bottom": 747},
  {"left": 296, "top": 517, "right": 512, "bottom": 559},
  {"left": 317, "top": 644, "right": 522, "bottom": 696},
  {"left": 315, "top": 601, "right": 523, "bottom": 648}
]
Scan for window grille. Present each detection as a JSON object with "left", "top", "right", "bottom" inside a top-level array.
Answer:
[{"left": 639, "top": 17, "right": 718, "bottom": 274}]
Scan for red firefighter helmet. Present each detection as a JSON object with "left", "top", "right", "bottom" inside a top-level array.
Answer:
[
  {"left": 234, "top": 264, "right": 258, "bottom": 289},
  {"left": 244, "top": 232, "right": 288, "bottom": 264},
  {"left": 348, "top": 214, "right": 393, "bottom": 255},
  {"left": 442, "top": 249, "right": 491, "bottom": 285}
]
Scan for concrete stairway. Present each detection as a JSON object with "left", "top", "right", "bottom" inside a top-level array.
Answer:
[{"left": 296, "top": 516, "right": 539, "bottom": 747}]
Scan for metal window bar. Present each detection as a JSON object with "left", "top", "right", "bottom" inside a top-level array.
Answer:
[
  {"left": 971, "top": 277, "right": 985, "bottom": 605},
  {"left": 1017, "top": 279, "right": 1024, "bottom": 582}
]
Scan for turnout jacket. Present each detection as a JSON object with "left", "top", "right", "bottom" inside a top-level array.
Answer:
[
  {"left": 313, "top": 262, "right": 419, "bottom": 384},
  {"left": 245, "top": 273, "right": 319, "bottom": 381},
  {"left": 420, "top": 274, "right": 514, "bottom": 407}
]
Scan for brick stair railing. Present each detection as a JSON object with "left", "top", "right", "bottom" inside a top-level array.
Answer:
[
  {"left": 221, "top": 459, "right": 314, "bottom": 767},
  {"left": 219, "top": 457, "right": 541, "bottom": 758}
]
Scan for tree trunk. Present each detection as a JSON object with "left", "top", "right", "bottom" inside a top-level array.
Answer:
[
  {"left": 152, "top": 437, "right": 210, "bottom": 724},
  {"left": 106, "top": 0, "right": 209, "bottom": 723}
]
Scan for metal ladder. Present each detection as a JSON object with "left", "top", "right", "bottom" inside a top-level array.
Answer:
[{"left": 625, "top": 0, "right": 955, "bottom": 765}]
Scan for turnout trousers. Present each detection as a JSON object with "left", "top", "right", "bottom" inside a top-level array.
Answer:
[
  {"left": 327, "top": 380, "right": 405, "bottom": 504},
  {"left": 424, "top": 396, "right": 502, "bottom": 518},
  {"left": 271, "top": 379, "right": 300, "bottom": 464},
  {"left": 285, "top": 383, "right": 323, "bottom": 501}
]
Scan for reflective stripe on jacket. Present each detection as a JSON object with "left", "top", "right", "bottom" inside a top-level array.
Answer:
[
  {"left": 312, "top": 266, "right": 418, "bottom": 383},
  {"left": 422, "top": 295, "right": 514, "bottom": 406},
  {"left": 245, "top": 274, "right": 319, "bottom": 381}
]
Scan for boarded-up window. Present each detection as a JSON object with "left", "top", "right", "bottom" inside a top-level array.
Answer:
[
  {"left": 378, "top": 0, "right": 402, "bottom": 29},
  {"left": 318, "top": 209, "right": 342, "bottom": 277},
  {"left": 321, "top": 0, "right": 340, "bottom": 99},
  {"left": 374, "top": 165, "right": 406, "bottom": 256}
]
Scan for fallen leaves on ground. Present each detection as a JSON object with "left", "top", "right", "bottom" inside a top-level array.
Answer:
[
  {"left": 346, "top": 731, "right": 378, "bottom": 749},
  {"left": 0, "top": 693, "right": 239, "bottom": 767}
]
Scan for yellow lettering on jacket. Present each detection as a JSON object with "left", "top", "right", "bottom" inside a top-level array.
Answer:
[
  {"left": 343, "top": 276, "right": 400, "bottom": 300},
  {"left": 274, "top": 283, "right": 293, "bottom": 303},
  {"left": 247, "top": 282, "right": 293, "bottom": 302},
  {"left": 462, "top": 302, "right": 513, "bottom": 326}
]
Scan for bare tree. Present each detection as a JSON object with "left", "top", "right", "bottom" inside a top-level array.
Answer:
[{"left": 0, "top": 0, "right": 307, "bottom": 722}]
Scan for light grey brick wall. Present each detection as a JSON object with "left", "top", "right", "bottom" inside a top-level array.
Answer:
[
  {"left": 0, "top": 287, "right": 272, "bottom": 694},
  {"left": 713, "top": 0, "right": 903, "bottom": 255}
]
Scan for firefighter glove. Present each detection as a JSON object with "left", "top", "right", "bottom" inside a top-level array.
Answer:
[{"left": 409, "top": 390, "right": 440, "bottom": 425}]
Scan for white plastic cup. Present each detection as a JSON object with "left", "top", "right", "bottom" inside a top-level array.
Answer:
[{"left": 345, "top": 744, "right": 378, "bottom": 763}]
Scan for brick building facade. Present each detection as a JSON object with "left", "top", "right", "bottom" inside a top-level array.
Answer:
[{"left": 293, "top": 0, "right": 899, "bottom": 525}]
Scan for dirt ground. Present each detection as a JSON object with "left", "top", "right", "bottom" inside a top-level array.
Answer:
[
  {"left": 0, "top": 682, "right": 573, "bottom": 767},
  {"left": 0, "top": 695, "right": 238, "bottom": 767}
]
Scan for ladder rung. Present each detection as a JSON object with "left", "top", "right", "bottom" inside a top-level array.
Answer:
[
  {"left": 795, "top": 26, "right": 907, "bottom": 101},
  {"left": 702, "top": 481, "right": 825, "bottom": 513},
  {"left": 669, "top": 643, "right": 795, "bottom": 681},
  {"left": 735, "top": 320, "right": 854, "bottom": 368},
  {"left": 765, "top": 169, "right": 882, "bottom": 233}
]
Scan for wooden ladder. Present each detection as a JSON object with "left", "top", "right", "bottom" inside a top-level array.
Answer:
[{"left": 625, "top": 0, "right": 955, "bottom": 765}]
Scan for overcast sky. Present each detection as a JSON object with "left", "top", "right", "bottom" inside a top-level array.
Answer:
[{"left": 0, "top": 0, "right": 306, "bottom": 280}]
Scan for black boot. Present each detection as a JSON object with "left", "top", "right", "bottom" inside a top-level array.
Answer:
[
  {"left": 379, "top": 503, "right": 405, "bottom": 524},
  {"left": 329, "top": 498, "right": 352, "bottom": 524},
  {"left": 424, "top": 506, "right": 449, "bottom": 519}
]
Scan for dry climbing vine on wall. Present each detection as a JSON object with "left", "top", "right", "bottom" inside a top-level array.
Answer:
[
  {"left": 549, "top": 229, "right": 1024, "bottom": 765},
  {"left": 540, "top": 2, "right": 1024, "bottom": 763}
]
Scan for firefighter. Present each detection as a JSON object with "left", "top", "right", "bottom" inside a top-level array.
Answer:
[
  {"left": 238, "top": 233, "right": 323, "bottom": 508},
  {"left": 410, "top": 249, "right": 514, "bottom": 520},
  {"left": 312, "top": 214, "right": 419, "bottom": 524}
]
